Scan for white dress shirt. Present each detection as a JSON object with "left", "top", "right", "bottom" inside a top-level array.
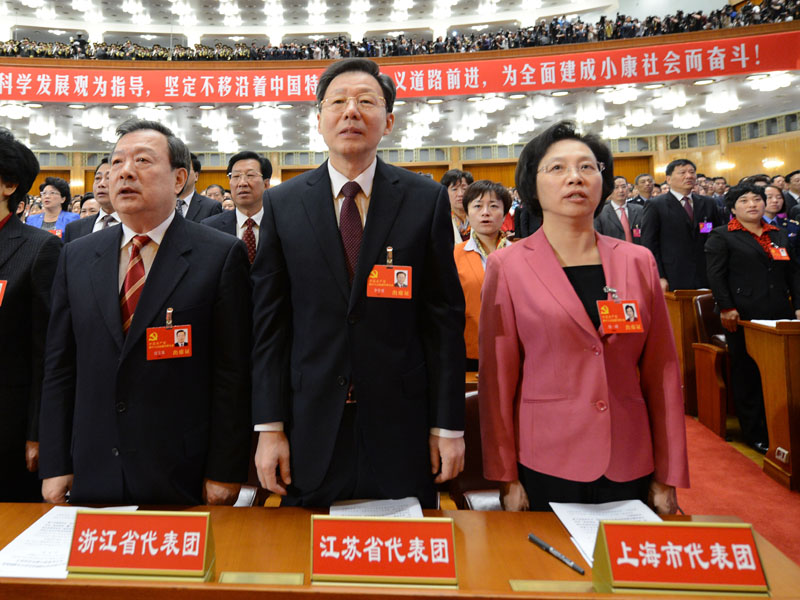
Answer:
[
  {"left": 92, "top": 209, "right": 121, "bottom": 233},
  {"left": 118, "top": 212, "right": 175, "bottom": 291},
  {"left": 236, "top": 207, "right": 264, "bottom": 245}
]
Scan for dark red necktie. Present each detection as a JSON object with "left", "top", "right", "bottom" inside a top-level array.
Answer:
[
  {"left": 243, "top": 217, "right": 257, "bottom": 264},
  {"left": 682, "top": 196, "right": 694, "bottom": 222},
  {"left": 120, "top": 234, "right": 151, "bottom": 335},
  {"left": 339, "top": 181, "right": 363, "bottom": 282}
]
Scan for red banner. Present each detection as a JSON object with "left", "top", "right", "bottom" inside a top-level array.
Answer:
[
  {"left": 603, "top": 522, "right": 766, "bottom": 590},
  {"left": 311, "top": 516, "right": 457, "bottom": 584},
  {"left": 68, "top": 511, "right": 210, "bottom": 576},
  {"left": 1, "top": 31, "right": 798, "bottom": 104}
]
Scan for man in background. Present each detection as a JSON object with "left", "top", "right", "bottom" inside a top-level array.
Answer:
[
  {"left": 64, "top": 158, "right": 121, "bottom": 242},
  {"left": 176, "top": 153, "right": 223, "bottom": 222}
]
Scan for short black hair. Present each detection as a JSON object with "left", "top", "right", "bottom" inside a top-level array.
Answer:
[
  {"left": 226, "top": 150, "right": 273, "bottom": 180},
  {"left": 614, "top": 175, "right": 628, "bottom": 184},
  {"left": 725, "top": 183, "right": 766, "bottom": 212},
  {"left": 665, "top": 159, "right": 696, "bottom": 176},
  {"left": 462, "top": 180, "right": 512, "bottom": 215},
  {"left": 787, "top": 170, "right": 800, "bottom": 183},
  {"left": 316, "top": 58, "right": 396, "bottom": 113},
  {"left": 0, "top": 127, "right": 40, "bottom": 213},
  {"left": 39, "top": 176, "right": 71, "bottom": 210},
  {"left": 515, "top": 120, "right": 613, "bottom": 219},
  {"left": 741, "top": 173, "right": 770, "bottom": 186},
  {"left": 207, "top": 183, "right": 225, "bottom": 195},
  {"left": 114, "top": 118, "right": 190, "bottom": 172},
  {"left": 94, "top": 157, "right": 109, "bottom": 174},
  {"left": 714, "top": 176, "right": 727, "bottom": 184},
  {"left": 634, "top": 173, "right": 652, "bottom": 185},
  {"left": 190, "top": 153, "right": 202, "bottom": 174},
  {"left": 440, "top": 169, "right": 474, "bottom": 188}
]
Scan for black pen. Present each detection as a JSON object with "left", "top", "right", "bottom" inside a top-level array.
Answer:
[{"left": 528, "top": 533, "right": 585, "bottom": 575}]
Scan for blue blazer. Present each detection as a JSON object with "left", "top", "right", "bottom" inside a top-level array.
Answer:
[{"left": 26, "top": 211, "right": 80, "bottom": 237}]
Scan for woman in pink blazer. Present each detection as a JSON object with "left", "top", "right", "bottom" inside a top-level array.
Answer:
[{"left": 479, "top": 122, "right": 689, "bottom": 513}]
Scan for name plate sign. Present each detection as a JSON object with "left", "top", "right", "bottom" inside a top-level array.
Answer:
[
  {"left": 593, "top": 521, "right": 767, "bottom": 594},
  {"left": 68, "top": 511, "right": 214, "bottom": 579},
  {"left": 311, "top": 516, "right": 457, "bottom": 585}
]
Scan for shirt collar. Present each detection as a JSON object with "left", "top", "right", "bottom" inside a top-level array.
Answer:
[
  {"left": 327, "top": 158, "right": 377, "bottom": 198},
  {"left": 236, "top": 206, "right": 264, "bottom": 229},
  {"left": 670, "top": 189, "right": 692, "bottom": 203},
  {"left": 610, "top": 199, "right": 626, "bottom": 210},
  {"left": 464, "top": 236, "right": 479, "bottom": 253},
  {"left": 179, "top": 189, "right": 194, "bottom": 204},
  {"left": 119, "top": 211, "right": 175, "bottom": 248}
]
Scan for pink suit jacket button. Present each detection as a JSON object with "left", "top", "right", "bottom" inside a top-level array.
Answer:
[{"left": 595, "top": 400, "right": 608, "bottom": 411}]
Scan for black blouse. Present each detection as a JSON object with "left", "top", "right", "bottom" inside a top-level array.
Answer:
[{"left": 563, "top": 264, "right": 606, "bottom": 330}]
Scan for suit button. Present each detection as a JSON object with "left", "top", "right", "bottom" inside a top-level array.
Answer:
[
  {"left": 337, "top": 376, "right": 347, "bottom": 386},
  {"left": 348, "top": 315, "right": 359, "bottom": 325},
  {"left": 596, "top": 400, "right": 608, "bottom": 412},
  {"left": 592, "top": 345, "right": 601, "bottom": 356},
  {"left": 116, "top": 402, "right": 126, "bottom": 413},
  {"left": 111, "top": 447, "right": 120, "bottom": 456}
]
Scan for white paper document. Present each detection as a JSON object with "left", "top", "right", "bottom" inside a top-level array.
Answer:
[
  {"left": 750, "top": 319, "right": 795, "bottom": 327},
  {"left": 549, "top": 500, "right": 661, "bottom": 567},
  {"left": 330, "top": 497, "right": 423, "bottom": 518},
  {"left": 0, "top": 505, "right": 138, "bottom": 580}
]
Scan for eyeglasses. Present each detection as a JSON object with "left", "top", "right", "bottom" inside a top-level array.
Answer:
[
  {"left": 537, "top": 162, "right": 605, "bottom": 177},
  {"left": 228, "top": 171, "right": 263, "bottom": 183},
  {"left": 40, "top": 189, "right": 63, "bottom": 197},
  {"left": 319, "top": 93, "right": 386, "bottom": 113}
]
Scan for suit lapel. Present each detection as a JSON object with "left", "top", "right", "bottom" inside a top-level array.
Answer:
[
  {"left": 184, "top": 192, "right": 200, "bottom": 222},
  {"left": 0, "top": 218, "right": 24, "bottom": 270},
  {"left": 90, "top": 226, "right": 126, "bottom": 351},
  {"left": 597, "top": 234, "right": 630, "bottom": 336},
  {"left": 349, "top": 160, "right": 402, "bottom": 312},
  {"left": 667, "top": 194, "right": 694, "bottom": 234},
  {"left": 604, "top": 204, "right": 624, "bottom": 237},
  {"left": 120, "top": 217, "right": 191, "bottom": 361},
  {"left": 523, "top": 230, "right": 599, "bottom": 340},
  {"left": 300, "top": 163, "right": 350, "bottom": 303},
  {"left": 226, "top": 211, "right": 237, "bottom": 237}
]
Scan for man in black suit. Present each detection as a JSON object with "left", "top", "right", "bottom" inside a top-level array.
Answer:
[
  {"left": 642, "top": 158, "right": 724, "bottom": 291},
  {"left": 252, "top": 58, "right": 465, "bottom": 508},
  {"left": 176, "top": 153, "right": 223, "bottom": 223},
  {"left": 594, "top": 175, "right": 644, "bottom": 244},
  {"left": 39, "top": 119, "right": 252, "bottom": 505},
  {"left": 63, "top": 158, "right": 121, "bottom": 242},
  {"left": 785, "top": 170, "right": 800, "bottom": 218},
  {"left": 201, "top": 151, "right": 271, "bottom": 264},
  {"left": 0, "top": 129, "right": 62, "bottom": 502},
  {"left": 627, "top": 173, "right": 654, "bottom": 206}
]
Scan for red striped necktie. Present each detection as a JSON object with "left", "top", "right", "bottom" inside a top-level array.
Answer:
[{"left": 120, "top": 234, "right": 151, "bottom": 335}]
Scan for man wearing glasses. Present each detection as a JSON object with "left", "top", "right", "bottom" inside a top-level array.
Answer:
[
  {"left": 201, "top": 151, "right": 272, "bottom": 265},
  {"left": 251, "top": 58, "right": 466, "bottom": 508}
]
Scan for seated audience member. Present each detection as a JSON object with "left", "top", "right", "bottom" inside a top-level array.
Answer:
[
  {"left": 479, "top": 121, "right": 688, "bottom": 514},
  {"left": 26, "top": 177, "right": 79, "bottom": 237},
  {"left": 705, "top": 184, "right": 800, "bottom": 454},
  {"left": 441, "top": 169, "right": 474, "bottom": 243},
  {"left": 453, "top": 180, "right": 512, "bottom": 371},
  {"left": 202, "top": 151, "right": 272, "bottom": 265},
  {"left": 0, "top": 128, "right": 62, "bottom": 501},
  {"left": 594, "top": 175, "right": 644, "bottom": 244}
]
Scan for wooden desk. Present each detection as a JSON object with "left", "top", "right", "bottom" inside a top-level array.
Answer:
[
  {"left": 742, "top": 320, "right": 800, "bottom": 491},
  {"left": 664, "top": 290, "right": 706, "bottom": 416},
  {"left": 1, "top": 504, "right": 799, "bottom": 599}
]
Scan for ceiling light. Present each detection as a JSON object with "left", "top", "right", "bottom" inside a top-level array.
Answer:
[
  {"left": 748, "top": 72, "right": 793, "bottom": 92},
  {"left": 67, "top": 103, "right": 86, "bottom": 109},
  {"left": 277, "top": 104, "right": 293, "bottom": 109},
  {"left": 509, "top": 93, "right": 526, "bottom": 100},
  {"left": 47, "top": 29, "right": 66, "bottom": 35},
  {"left": 198, "top": 105, "right": 215, "bottom": 110},
  {"left": 762, "top": 158, "right": 785, "bottom": 169},
  {"left": 467, "top": 96, "right": 483, "bottom": 102},
  {"left": 671, "top": 109, "right": 700, "bottom": 129},
  {"left": 715, "top": 161, "right": 735, "bottom": 171},
  {"left": 394, "top": 100, "right": 406, "bottom": 106},
  {"left": 693, "top": 79, "right": 715, "bottom": 86},
  {"left": 25, "top": 103, "right": 43, "bottom": 108},
  {"left": 112, "top": 104, "right": 129, "bottom": 110},
  {"left": 704, "top": 89, "right": 739, "bottom": 114},
  {"left": 155, "top": 104, "right": 173, "bottom": 110},
  {"left": 602, "top": 123, "right": 628, "bottom": 139},
  {"left": 551, "top": 91, "right": 569, "bottom": 97},
  {"left": 643, "top": 83, "right": 665, "bottom": 90},
  {"left": 427, "top": 99, "right": 443, "bottom": 104},
  {"left": 237, "top": 104, "right": 254, "bottom": 110}
]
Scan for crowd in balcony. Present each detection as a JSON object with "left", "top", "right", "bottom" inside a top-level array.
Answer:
[{"left": 1, "top": 1, "right": 797, "bottom": 62}]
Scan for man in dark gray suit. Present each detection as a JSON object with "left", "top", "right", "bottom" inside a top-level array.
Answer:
[
  {"left": 63, "top": 158, "right": 121, "bottom": 242},
  {"left": 176, "top": 153, "right": 223, "bottom": 222},
  {"left": 252, "top": 59, "right": 465, "bottom": 508},
  {"left": 39, "top": 119, "right": 251, "bottom": 506},
  {"left": 201, "top": 151, "right": 271, "bottom": 264},
  {"left": 0, "top": 128, "right": 62, "bottom": 501},
  {"left": 595, "top": 175, "right": 644, "bottom": 244}
]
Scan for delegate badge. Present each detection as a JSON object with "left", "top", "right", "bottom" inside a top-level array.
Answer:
[
  {"left": 0, "top": 279, "right": 6, "bottom": 306},
  {"left": 367, "top": 265, "right": 412, "bottom": 299},
  {"left": 699, "top": 221, "right": 713, "bottom": 233},
  {"left": 769, "top": 246, "right": 790, "bottom": 261},
  {"left": 146, "top": 324, "right": 192, "bottom": 360},
  {"left": 597, "top": 300, "right": 643, "bottom": 334}
]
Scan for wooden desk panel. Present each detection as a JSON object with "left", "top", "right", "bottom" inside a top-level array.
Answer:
[
  {"left": 1, "top": 504, "right": 799, "bottom": 599},
  {"left": 742, "top": 321, "right": 800, "bottom": 491},
  {"left": 664, "top": 290, "right": 706, "bottom": 416}
]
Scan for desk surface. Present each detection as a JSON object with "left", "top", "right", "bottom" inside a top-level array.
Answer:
[{"left": 1, "top": 504, "right": 799, "bottom": 599}]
